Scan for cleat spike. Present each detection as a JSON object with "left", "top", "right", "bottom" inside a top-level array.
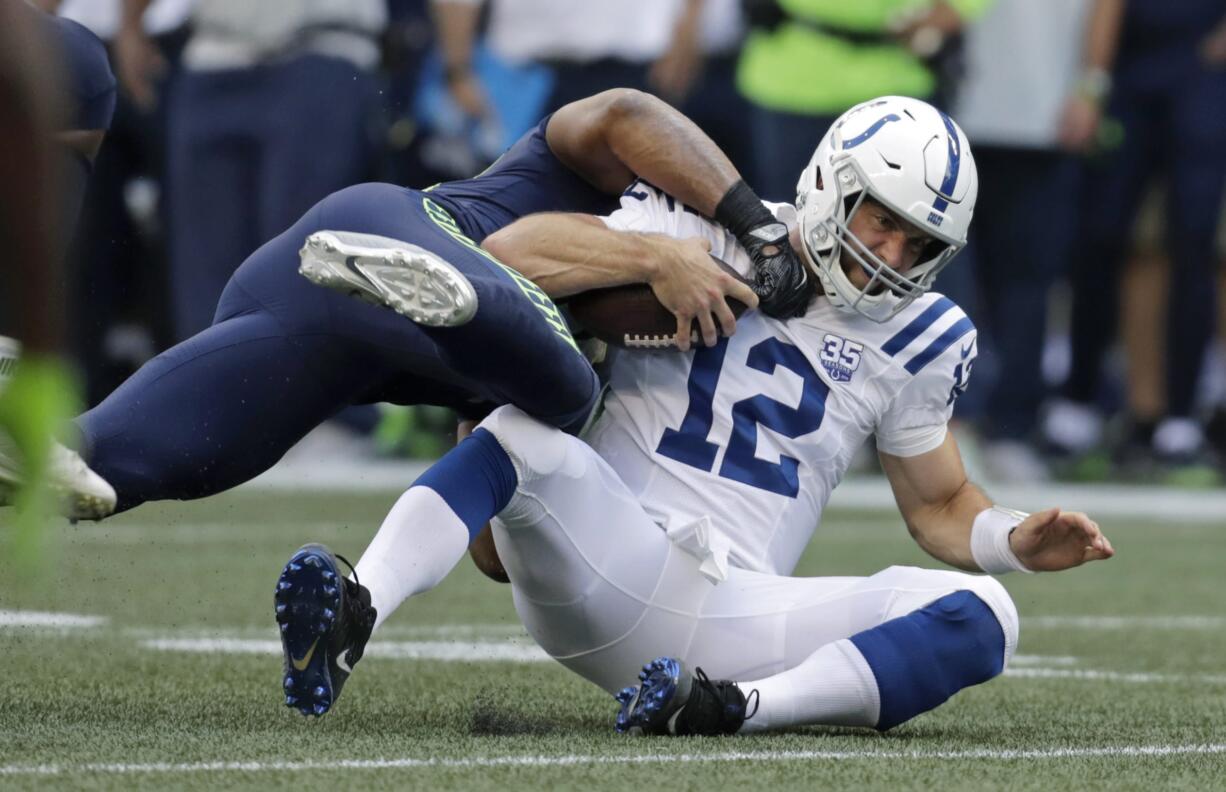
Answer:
[
  {"left": 275, "top": 603, "right": 287, "bottom": 615},
  {"left": 313, "top": 703, "right": 328, "bottom": 716},
  {"left": 321, "top": 570, "right": 335, "bottom": 582},
  {"left": 288, "top": 562, "right": 302, "bottom": 572},
  {"left": 277, "top": 580, "right": 292, "bottom": 592},
  {"left": 304, "top": 555, "right": 323, "bottom": 568},
  {"left": 322, "top": 608, "right": 335, "bottom": 620},
  {"left": 284, "top": 675, "right": 294, "bottom": 690},
  {"left": 323, "top": 585, "right": 337, "bottom": 597},
  {"left": 314, "top": 686, "right": 327, "bottom": 698},
  {"left": 286, "top": 695, "right": 298, "bottom": 706},
  {"left": 280, "top": 622, "right": 289, "bottom": 633}
]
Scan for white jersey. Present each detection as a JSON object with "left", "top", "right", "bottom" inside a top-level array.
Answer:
[{"left": 586, "top": 182, "right": 977, "bottom": 576}]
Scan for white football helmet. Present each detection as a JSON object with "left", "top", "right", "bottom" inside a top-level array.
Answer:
[{"left": 795, "top": 96, "right": 978, "bottom": 322}]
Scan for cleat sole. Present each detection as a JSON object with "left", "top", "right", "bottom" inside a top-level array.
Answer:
[
  {"left": 298, "top": 231, "right": 478, "bottom": 327},
  {"left": 276, "top": 543, "right": 344, "bottom": 717},
  {"left": 615, "top": 657, "right": 688, "bottom": 735}
]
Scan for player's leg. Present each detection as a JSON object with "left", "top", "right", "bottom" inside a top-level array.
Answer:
[
  {"left": 76, "top": 309, "right": 380, "bottom": 514},
  {"left": 0, "top": 337, "right": 115, "bottom": 519},
  {"left": 1060, "top": 84, "right": 1157, "bottom": 411},
  {"left": 733, "top": 566, "right": 1016, "bottom": 732},
  {"left": 1160, "top": 69, "right": 1226, "bottom": 448},
  {"left": 277, "top": 405, "right": 527, "bottom": 715},
  {"left": 284, "top": 404, "right": 677, "bottom": 716},
  {"left": 74, "top": 193, "right": 431, "bottom": 515},
  {"left": 622, "top": 565, "right": 1018, "bottom": 735},
  {"left": 301, "top": 186, "right": 601, "bottom": 433}
]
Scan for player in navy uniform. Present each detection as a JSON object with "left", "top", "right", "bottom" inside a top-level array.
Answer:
[{"left": 53, "top": 89, "right": 811, "bottom": 519}]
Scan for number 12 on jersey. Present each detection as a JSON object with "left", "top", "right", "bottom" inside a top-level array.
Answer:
[{"left": 655, "top": 337, "right": 830, "bottom": 497}]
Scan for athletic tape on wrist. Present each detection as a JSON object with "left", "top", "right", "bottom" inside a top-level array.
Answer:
[
  {"left": 970, "top": 507, "right": 1033, "bottom": 575},
  {"left": 714, "top": 180, "right": 774, "bottom": 240}
]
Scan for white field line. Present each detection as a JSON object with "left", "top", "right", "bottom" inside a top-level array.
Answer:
[
  {"left": 2, "top": 743, "right": 1224, "bottom": 777},
  {"left": 66, "top": 521, "right": 347, "bottom": 544},
  {"left": 121, "top": 623, "right": 530, "bottom": 640},
  {"left": 9, "top": 613, "right": 1219, "bottom": 640},
  {"left": 133, "top": 638, "right": 1079, "bottom": 669},
  {"left": 245, "top": 454, "right": 1226, "bottom": 525},
  {"left": 1004, "top": 668, "right": 1226, "bottom": 685},
  {"left": 1028, "top": 616, "right": 1226, "bottom": 630},
  {"left": 140, "top": 637, "right": 551, "bottom": 663},
  {"left": 0, "top": 610, "right": 107, "bottom": 628},
  {"left": 137, "top": 637, "right": 1226, "bottom": 685},
  {"left": 1006, "top": 655, "right": 1078, "bottom": 667}
]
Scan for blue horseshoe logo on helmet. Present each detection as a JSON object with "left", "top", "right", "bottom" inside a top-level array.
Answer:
[{"left": 841, "top": 114, "right": 902, "bottom": 149}]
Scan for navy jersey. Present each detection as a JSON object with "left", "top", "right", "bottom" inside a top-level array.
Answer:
[{"left": 428, "top": 115, "right": 619, "bottom": 244}]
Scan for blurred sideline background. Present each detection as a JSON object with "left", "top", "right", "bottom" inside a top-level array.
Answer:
[{"left": 27, "top": 0, "right": 1226, "bottom": 490}]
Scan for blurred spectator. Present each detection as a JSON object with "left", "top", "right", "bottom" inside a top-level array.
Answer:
[
  {"left": 1043, "top": 0, "right": 1226, "bottom": 475},
  {"left": 59, "top": 0, "right": 192, "bottom": 406},
  {"left": 950, "top": 0, "right": 1117, "bottom": 482},
  {"left": 116, "top": 0, "right": 388, "bottom": 340},
  {"left": 736, "top": 0, "right": 993, "bottom": 202},
  {"left": 668, "top": 0, "right": 757, "bottom": 189},
  {"left": 1210, "top": 213, "right": 1226, "bottom": 459},
  {"left": 426, "top": 0, "right": 746, "bottom": 178}
]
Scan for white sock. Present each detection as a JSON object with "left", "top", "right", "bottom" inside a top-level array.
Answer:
[
  {"left": 738, "top": 639, "right": 881, "bottom": 732},
  {"left": 353, "top": 486, "right": 470, "bottom": 631}
]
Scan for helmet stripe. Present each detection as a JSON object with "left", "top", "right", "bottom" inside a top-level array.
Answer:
[
  {"left": 930, "top": 111, "right": 962, "bottom": 214},
  {"left": 842, "top": 113, "right": 901, "bottom": 149}
]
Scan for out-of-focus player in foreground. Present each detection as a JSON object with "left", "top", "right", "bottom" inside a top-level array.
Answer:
[
  {"left": 0, "top": 2, "right": 118, "bottom": 534},
  {"left": 283, "top": 97, "right": 1114, "bottom": 733}
]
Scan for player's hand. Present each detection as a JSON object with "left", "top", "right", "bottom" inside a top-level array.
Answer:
[
  {"left": 651, "top": 237, "right": 759, "bottom": 351},
  {"left": 114, "top": 25, "right": 166, "bottom": 110},
  {"left": 742, "top": 222, "right": 815, "bottom": 319},
  {"left": 1057, "top": 95, "right": 1102, "bottom": 152},
  {"left": 1009, "top": 508, "right": 1114, "bottom": 572},
  {"left": 447, "top": 69, "right": 491, "bottom": 121},
  {"left": 649, "top": 10, "right": 704, "bottom": 102},
  {"left": 1200, "top": 23, "right": 1226, "bottom": 66}
]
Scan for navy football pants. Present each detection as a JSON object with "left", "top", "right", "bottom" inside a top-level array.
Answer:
[{"left": 77, "top": 183, "right": 599, "bottom": 514}]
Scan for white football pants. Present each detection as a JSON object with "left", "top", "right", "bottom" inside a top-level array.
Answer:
[{"left": 482, "top": 406, "right": 1018, "bottom": 694}]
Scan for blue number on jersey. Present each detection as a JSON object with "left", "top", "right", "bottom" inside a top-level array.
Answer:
[{"left": 656, "top": 337, "right": 829, "bottom": 497}]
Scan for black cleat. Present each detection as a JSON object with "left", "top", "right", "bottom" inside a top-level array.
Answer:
[
  {"left": 275, "top": 543, "right": 376, "bottom": 717},
  {"left": 614, "top": 657, "right": 757, "bottom": 736}
]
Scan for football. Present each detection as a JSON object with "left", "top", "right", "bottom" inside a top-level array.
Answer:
[{"left": 564, "top": 256, "right": 753, "bottom": 350}]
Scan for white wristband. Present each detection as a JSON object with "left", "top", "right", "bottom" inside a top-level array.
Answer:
[{"left": 970, "top": 507, "right": 1032, "bottom": 574}]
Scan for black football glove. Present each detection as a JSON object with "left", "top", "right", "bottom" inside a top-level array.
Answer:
[{"left": 715, "top": 180, "right": 815, "bottom": 319}]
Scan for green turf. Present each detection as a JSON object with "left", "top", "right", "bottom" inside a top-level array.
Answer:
[{"left": 1, "top": 491, "right": 1224, "bottom": 791}]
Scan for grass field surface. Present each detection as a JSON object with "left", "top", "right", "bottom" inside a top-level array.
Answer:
[{"left": 1, "top": 490, "right": 1224, "bottom": 790}]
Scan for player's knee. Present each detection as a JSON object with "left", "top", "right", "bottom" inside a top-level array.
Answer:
[
  {"left": 316, "top": 183, "right": 410, "bottom": 230},
  {"left": 479, "top": 405, "right": 576, "bottom": 483},
  {"left": 959, "top": 574, "right": 1019, "bottom": 668},
  {"left": 853, "top": 586, "right": 1014, "bottom": 731}
]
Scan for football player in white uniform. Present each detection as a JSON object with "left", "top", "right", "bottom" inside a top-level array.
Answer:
[{"left": 282, "top": 96, "right": 1114, "bottom": 735}]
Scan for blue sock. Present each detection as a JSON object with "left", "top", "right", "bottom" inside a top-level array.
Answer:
[
  {"left": 412, "top": 428, "right": 518, "bottom": 542},
  {"left": 849, "top": 590, "right": 1006, "bottom": 731}
]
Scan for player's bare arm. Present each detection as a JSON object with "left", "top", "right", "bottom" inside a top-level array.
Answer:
[
  {"left": 881, "top": 433, "right": 1114, "bottom": 573},
  {"left": 547, "top": 89, "right": 812, "bottom": 318},
  {"left": 484, "top": 212, "right": 757, "bottom": 350}
]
